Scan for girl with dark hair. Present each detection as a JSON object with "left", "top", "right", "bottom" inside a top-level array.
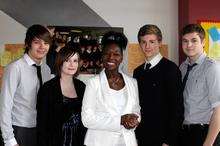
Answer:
[{"left": 37, "top": 44, "right": 86, "bottom": 146}]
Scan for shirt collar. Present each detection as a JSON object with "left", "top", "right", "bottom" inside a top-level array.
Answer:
[
  {"left": 144, "top": 53, "right": 162, "bottom": 69},
  {"left": 185, "top": 52, "right": 206, "bottom": 66},
  {"left": 23, "top": 53, "right": 42, "bottom": 66}
]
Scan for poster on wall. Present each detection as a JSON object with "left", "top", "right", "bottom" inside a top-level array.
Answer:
[
  {"left": 0, "top": 44, "right": 25, "bottom": 88},
  {"left": 200, "top": 21, "right": 220, "bottom": 60}
]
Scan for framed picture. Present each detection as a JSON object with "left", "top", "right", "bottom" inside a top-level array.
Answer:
[{"left": 48, "top": 26, "right": 123, "bottom": 74}]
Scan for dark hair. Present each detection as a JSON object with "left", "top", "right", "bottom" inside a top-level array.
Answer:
[
  {"left": 137, "top": 24, "right": 162, "bottom": 43},
  {"left": 182, "top": 24, "right": 205, "bottom": 41},
  {"left": 101, "top": 31, "right": 128, "bottom": 53},
  {"left": 55, "top": 43, "right": 80, "bottom": 77},
  {"left": 24, "top": 24, "right": 52, "bottom": 53}
]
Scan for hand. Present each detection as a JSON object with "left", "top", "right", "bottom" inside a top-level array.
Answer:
[
  {"left": 162, "top": 143, "right": 169, "bottom": 146},
  {"left": 121, "top": 114, "right": 139, "bottom": 129},
  {"left": 121, "top": 114, "right": 138, "bottom": 129},
  {"left": 14, "top": 144, "right": 19, "bottom": 146}
]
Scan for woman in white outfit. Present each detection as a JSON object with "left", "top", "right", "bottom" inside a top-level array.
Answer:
[{"left": 81, "top": 31, "right": 141, "bottom": 146}]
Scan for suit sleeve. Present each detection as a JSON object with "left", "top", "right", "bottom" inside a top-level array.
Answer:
[
  {"left": 164, "top": 65, "right": 184, "bottom": 145},
  {"left": 133, "top": 68, "right": 138, "bottom": 79},
  {"left": 81, "top": 78, "right": 121, "bottom": 132}
]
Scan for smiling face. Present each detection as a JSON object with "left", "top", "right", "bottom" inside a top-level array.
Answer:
[
  {"left": 61, "top": 53, "right": 79, "bottom": 76},
  {"left": 182, "top": 32, "right": 205, "bottom": 62},
  {"left": 139, "top": 34, "right": 161, "bottom": 61},
  {"left": 102, "top": 43, "right": 123, "bottom": 72},
  {"left": 28, "top": 38, "right": 50, "bottom": 64}
]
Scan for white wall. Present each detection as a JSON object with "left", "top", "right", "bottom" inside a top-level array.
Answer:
[
  {"left": 83, "top": 0, "right": 179, "bottom": 64},
  {"left": 0, "top": 10, "right": 26, "bottom": 52}
]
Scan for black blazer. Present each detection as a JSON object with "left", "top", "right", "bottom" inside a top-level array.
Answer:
[
  {"left": 133, "top": 58, "right": 184, "bottom": 146},
  {"left": 37, "top": 76, "right": 86, "bottom": 146}
]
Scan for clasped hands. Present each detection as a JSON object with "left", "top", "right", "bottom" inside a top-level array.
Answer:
[{"left": 121, "top": 114, "right": 139, "bottom": 129}]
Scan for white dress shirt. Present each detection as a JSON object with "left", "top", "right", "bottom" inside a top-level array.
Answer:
[
  {"left": 144, "top": 53, "right": 163, "bottom": 70},
  {"left": 0, "top": 54, "right": 51, "bottom": 146},
  {"left": 180, "top": 53, "right": 220, "bottom": 124}
]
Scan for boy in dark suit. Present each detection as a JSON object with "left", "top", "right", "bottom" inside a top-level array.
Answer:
[{"left": 133, "top": 24, "right": 184, "bottom": 146}]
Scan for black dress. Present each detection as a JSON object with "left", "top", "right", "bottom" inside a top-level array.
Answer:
[{"left": 62, "top": 96, "right": 86, "bottom": 146}]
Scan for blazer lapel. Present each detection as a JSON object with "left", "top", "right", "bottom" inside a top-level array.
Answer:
[{"left": 53, "top": 77, "right": 63, "bottom": 103}]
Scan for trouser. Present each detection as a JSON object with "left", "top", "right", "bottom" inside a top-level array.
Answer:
[
  {"left": 13, "top": 125, "right": 37, "bottom": 146},
  {"left": 178, "top": 124, "right": 208, "bottom": 146}
]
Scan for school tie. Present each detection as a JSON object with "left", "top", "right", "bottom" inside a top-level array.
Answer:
[
  {"left": 33, "top": 64, "right": 43, "bottom": 88},
  {"left": 144, "top": 63, "right": 151, "bottom": 70},
  {"left": 182, "top": 63, "right": 197, "bottom": 90}
]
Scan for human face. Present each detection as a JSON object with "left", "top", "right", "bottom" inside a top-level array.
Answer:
[
  {"left": 28, "top": 38, "right": 50, "bottom": 64},
  {"left": 61, "top": 53, "right": 79, "bottom": 76},
  {"left": 139, "top": 34, "right": 161, "bottom": 61},
  {"left": 102, "top": 44, "right": 123, "bottom": 72},
  {"left": 182, "top": 32, "right": 205, "bottom": 62}
]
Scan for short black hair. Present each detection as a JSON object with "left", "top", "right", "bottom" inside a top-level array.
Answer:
[
  {"left": 137, "top": 24, "right": 162, "bottom": 43},
  {"left": 24, "top": 24, "right": 52, "bottom": 53},
  {"left": 101, "top": 31, "right": 128, "bottom": 53},
  {"left": 182, "top": 24, "right": 205, "bottom": 41}
]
